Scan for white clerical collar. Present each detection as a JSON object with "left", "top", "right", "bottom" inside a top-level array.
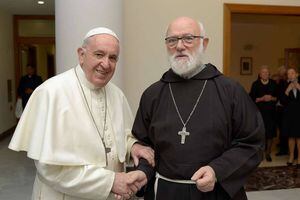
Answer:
[{"left": 76, "top": 65, "right": 101, "bottom": 90}]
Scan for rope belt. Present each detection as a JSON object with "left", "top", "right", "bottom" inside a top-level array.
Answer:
[{"left": 154, "top": 172, "right": 196, "bottom": 200}]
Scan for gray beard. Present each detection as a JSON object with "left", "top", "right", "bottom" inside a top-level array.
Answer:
[{"left": 169, "top": 43, "right": 205, "bottom": 79}]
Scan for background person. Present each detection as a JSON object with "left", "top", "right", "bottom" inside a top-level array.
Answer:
[
  {"left": 249, "top": 65, "right": 278, "bottom": 162},
  {"left": 17, "top": 64, "right": 43, "bottom": 109}
]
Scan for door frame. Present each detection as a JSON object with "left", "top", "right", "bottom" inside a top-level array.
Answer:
[{"left": 13, "top": 15, "right": 55, "bottom": 95}]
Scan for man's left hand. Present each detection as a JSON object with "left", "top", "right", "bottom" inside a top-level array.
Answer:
[
  {"left": 191, "top": 166, "right": 216, "bottom": 192},
  {"left": 131, "top": 143, "right": 155, "bottom": 167}
]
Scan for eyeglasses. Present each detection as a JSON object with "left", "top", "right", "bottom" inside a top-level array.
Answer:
[{"left": 165, "top": 35, "right": 204, "bottom": 48}]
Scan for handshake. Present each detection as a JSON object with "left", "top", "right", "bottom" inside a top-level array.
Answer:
[{"left": 112, "top": 170, "right": 147, "bottom": 200}]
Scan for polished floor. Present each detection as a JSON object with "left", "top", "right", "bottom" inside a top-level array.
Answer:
[
  {"left": 1, "top": 135, "right": 300, "bottom": 200},
  {"left": 0, "top": 136, "right": 35, "bottom": 200}
]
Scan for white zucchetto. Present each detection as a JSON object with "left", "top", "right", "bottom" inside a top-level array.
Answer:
[{"left": 84, "top": 27, "right": 119, "bottom": 41}]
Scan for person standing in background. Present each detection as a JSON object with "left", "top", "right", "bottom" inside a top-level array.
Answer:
[
  {"left": 17, "top": 64, "right": 43, "bottom": 109},
  {"left": 279, "top": 67, "right": 300, "bottom": 167},
  {"left": 250, "top": 66, "right": 278, "bottom": 162}
]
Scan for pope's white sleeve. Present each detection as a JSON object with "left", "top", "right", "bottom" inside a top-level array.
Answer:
[
  {"left": 126, "top": 131, "right": 138, "bottom": 162},
  {"left": 35, "top": 161, "right": 115, "bottom": 199}
]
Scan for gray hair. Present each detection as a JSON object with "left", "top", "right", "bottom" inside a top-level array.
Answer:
[{"left": 198, "top": 22, "right": 206, "bottom": 38}]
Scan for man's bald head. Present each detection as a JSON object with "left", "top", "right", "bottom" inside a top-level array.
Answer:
[{"left": 166, "top": 17, "right": 203, "bottom": 38}]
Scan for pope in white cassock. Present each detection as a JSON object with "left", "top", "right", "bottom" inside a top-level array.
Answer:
[{"left": 9, "top": 27, "right": 153, "bottom": 200}]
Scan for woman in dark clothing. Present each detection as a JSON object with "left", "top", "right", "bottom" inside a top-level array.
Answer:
[
  {"left": 250, "top": 66, "right": 278, "bottom": 162},
  {"left": 279, "top": 67, "right": 300, "bottom": 167}
]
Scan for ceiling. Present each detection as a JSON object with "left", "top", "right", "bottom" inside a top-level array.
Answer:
[{"left": 0, "top": 0, "right": 54, "bottom": 15}]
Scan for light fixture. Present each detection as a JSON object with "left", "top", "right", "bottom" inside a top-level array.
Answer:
[{"left": 37, "top": 1, "right": 45, "bottom": 5}]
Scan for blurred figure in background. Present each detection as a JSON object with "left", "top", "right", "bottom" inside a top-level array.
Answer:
[
  {"left": 279, "top": 67, "right": 300, "bottom": 167},
  {"left": 250, "top": 65, "right": 278, "bottom": 162},
  {"left": 17, "top": 64, "right": 43, "bottom": 109},
  {"left": 272, "top": 66, "right": 288, "bottom": 156}
]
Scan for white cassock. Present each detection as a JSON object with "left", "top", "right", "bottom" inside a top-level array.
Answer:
[{"left": 9, "top": 65, "right": 137, "bottom": 200}]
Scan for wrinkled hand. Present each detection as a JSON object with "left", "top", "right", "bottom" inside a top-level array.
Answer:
[
  {"left": 131, "top": 143, "right": 155, "bottom": 167},
  {"left": 111, "top": 172, "right": 132, "bottom": 199},
  {"left": 191, "top": 166, "right": 216, "bottom": 192},
  {"left": 113, "top": 170, "right": 147, "bottom": 200},
  {"left": 127, "top": 170, "right": 147, "bottom": 190}
]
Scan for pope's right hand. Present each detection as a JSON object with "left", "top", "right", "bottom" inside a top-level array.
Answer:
[{"left": 113, "top": 170, "right": 147, "bottom": 200}]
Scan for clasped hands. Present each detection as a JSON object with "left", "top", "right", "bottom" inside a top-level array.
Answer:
[
  {"left": 256, "top": 94, "right": 274, "bottom": 102},
  {"left": 112, "top": 143, "right": 154, "bottom": 199},
  {"left": 112, "top": 170, "right": 147, "bottom": 200},
  {"left": 286, "top": 81, "right": 300, "bottom": 95}
]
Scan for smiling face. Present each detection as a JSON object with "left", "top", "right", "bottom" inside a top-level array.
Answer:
[{"left": 77, "top": 34, "right": 119, "bottom": 88}]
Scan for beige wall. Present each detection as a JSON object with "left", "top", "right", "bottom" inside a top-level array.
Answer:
[
  {"left": 230, "top": 20, "right": 300, "bottom": 92},
  {"left": 123, "top": 0, "right": 300, "bottom": 113},
  {"left": 36, "top": 44, "right": 55, "bottom": 81},
  {"left": 2, "top": 0, "right": 300, "bottom": 132},
  {"left": 0, "top": 9, "right": 15, "bottom": 133}
]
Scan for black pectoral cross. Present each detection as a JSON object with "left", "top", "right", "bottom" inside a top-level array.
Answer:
[{"left": 178, "top": 127, "right": 190, "bottom": 144}]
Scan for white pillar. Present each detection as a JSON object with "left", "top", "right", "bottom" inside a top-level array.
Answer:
[{"left": 55, "top": 0, "right": 123, "bottom": 88}]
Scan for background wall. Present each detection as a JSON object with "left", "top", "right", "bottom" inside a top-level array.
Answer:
[
  {"left": 230, "top": 14, "right": 300, "bottom": 92},
  {"left": 36, "top": 44, "right": 55, "bottom": 81},
  {"left": 0, "top": 9, "right": 15, "bottom": 133},
  {"left": 123, "top": 0, "right": 300, "bottom": 113},
  {"left": 2, "top": 0, "right": 300, "bottom": 133}
]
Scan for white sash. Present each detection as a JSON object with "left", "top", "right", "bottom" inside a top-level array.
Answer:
[{"left": 154, "top": 172, "right": 196, "bottom": 200}]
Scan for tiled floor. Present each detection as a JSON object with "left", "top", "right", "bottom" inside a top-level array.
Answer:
[
  {"left": 1, "top": 134, "right": 300, "bottom": 200},
  {"left": 0, "top": 136, "right": 35, "bottom": 200}
]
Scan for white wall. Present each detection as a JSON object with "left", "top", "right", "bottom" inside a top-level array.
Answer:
[
  {"left": 123, "top": 0, "right": 300, "bottom": 113},
  {"left": 2, "top": 0, "right": 300, "bottom": 132},
  {"left": 0, "top": 9, "right": 15, "bottom": 133},
  {"left": 55, "top": 0, "right": 123, "bottom": 88}
]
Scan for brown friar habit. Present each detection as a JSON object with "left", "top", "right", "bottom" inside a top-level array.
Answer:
[{"left": 133, "top": 64, "right": 264, "bottom": 200}]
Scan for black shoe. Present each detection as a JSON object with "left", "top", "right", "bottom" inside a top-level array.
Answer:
[
  {"left": 287, "top": 162, "right": 293, "bottom": 166},
  {"left": 266, "top": 154, "right": 272, "bottom": 162}
]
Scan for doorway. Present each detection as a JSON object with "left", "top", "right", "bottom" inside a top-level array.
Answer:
[
  {"left": 223, "top": 4, "right": 300, "bottom": 76},
  {"left": 223, "top": 4, "right": 300, "bottom": 167},
  {"left": 14, "top": 15, "right": 55, "bottom": 93}
]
